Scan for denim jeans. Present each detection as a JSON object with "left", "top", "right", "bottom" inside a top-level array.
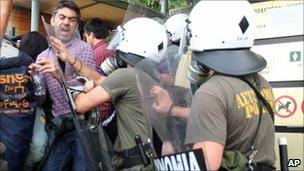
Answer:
[
  {"left": 0, "top": 113, "right": 35, "bottom": 171},
  {"left": 41, "top": 129, "right": 88, "bottom": 171}
]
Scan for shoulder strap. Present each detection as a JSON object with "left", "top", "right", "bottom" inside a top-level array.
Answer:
[
  {"left": 240, "top": 74, "right": 274, "bottom": 149},
  {"left": 240, "top": 75, "right": 274, "bottom": 120}
]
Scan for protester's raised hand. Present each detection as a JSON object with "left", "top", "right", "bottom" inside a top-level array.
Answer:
[
  {"left": 50, "top": 36, "right": 74, "bottom": 64},
  {"left": 35, "top": 58, "right": 61, "bottom": 81},
  {"left": 28, "top": 63, "right": 40, "bottom": 76}
]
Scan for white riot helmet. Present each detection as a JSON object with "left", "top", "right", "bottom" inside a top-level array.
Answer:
[
  {"left": 165, "top": 13, "right": 188, "bottom": 43},
  {"left": 116, "top": 17, "right": 168, "bottom": 66},
  {"left": 187, "top": 1, "right": 267, "bottom": 76}
]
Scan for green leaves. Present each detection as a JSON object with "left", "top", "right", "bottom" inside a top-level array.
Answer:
[
  {"left": 169, "top": 0, "right": 189, "bottom": 10},
  {"left": 123, "top": 0, "right": 190, "bottom": 12}
]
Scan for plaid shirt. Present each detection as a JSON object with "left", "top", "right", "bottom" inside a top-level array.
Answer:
[
  {"left": 37, "top": 38, "right": 96, "bottom": 117},
  {"left": 92, "top": 39, "right": 115, "bottom": 119},
  {"left": 92, "top": 39, "right": 115, "bottom": 67}
]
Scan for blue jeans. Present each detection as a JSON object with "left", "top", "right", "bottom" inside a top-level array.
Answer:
[
  {"left": 42, "top": 129, "right": 88, "bottom": 171},
  {"left": 0, "top": 113, "right": 35, "bottom": 171}
]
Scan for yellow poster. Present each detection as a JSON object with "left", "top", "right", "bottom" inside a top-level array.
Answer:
[{"left": 253, "top": 1, "right": 303, "bottom": 39}]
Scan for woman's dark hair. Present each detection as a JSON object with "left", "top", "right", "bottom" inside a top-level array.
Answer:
[
  {"left": 52, "top": 0, "right": 81, "bottom": 23},
  {"left": 19, "top": 31, "right": 49, "bottom": 61},
  {"left": 84, "top": 17, "right": 109, "bottom": 39}
]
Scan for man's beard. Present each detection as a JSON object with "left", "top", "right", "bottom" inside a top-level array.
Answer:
[
  {"left": 58, "top": 34, "right": 73, "bottom": 43},
  {"left": 55, "top": 28, "right": 75, "bottom": 43},
  {"left": 57, "top": 32, "right": 74, "bottom": 43}
]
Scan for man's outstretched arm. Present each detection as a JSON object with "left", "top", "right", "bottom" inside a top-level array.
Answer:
[{"left": 1, "top": 0, "right": 13, "bottom": 36}]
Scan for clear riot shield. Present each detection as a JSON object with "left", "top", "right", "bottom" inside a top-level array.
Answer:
[
  {"left": 135, "top": 51, "right": 208, "bottom": 170},
  {"left": 121, "top": 0, "right": 170, "bottom": 152},
  {"left": 135, "top": 46, "right": 193, "bottom": 152},
  {"left": 41, "top": 18, "right": 112, "bottom": 171},
  {"left": 123, "top": 0, "right": 168, "bottom": 25},
  {"left": 107, "top": 0, "right": 168, "bottom": 52}
]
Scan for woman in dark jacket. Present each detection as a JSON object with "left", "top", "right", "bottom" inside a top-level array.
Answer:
[{"left": 19, "top": 31, "right": 49, "bottom": 61}]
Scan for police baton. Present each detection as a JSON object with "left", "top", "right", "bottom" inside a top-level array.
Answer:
[{"left": 278, "top": 137, "right": 289, "bottom": 171}]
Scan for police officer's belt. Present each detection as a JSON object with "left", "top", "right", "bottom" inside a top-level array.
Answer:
[
  {"left": 122, "top": 143, "right": 151, "bottom": 168},
  {"left": 220, "top": 163, "right": 275, "bottom": 171},
  {"left": 251, "top": 163, "right": 275, "bottom": 171}
]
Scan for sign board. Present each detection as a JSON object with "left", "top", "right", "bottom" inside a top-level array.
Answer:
[
  {"left": 274, "top": 95, "right": 297, "bottom": 118},
  {"left": 252, "top": 42, "right": 303, "bottom": 82},
  {"left": 273, "top": 87, "right": 303, "bottom": 127},
  {"left": 169, "top": 7, "right": 191, "bottom": 16},
  {"left": 253, "top": 1, "right": 303, "bottom": 39},
  {"left": 154, "top": 149, "right": 207, "bottom": 171}
]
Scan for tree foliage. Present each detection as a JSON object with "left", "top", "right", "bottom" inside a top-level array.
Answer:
[
  {"left": 168, "top": 0, "right": 189, "bottom": 10},
  {"left": 124, "top": 0, "right": 190, "bottom": 12}
]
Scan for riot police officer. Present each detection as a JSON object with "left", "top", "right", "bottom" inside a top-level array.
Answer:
[
  {"left": 184, "top": 1, "right": 276, "bottom": 170},
  {"left": 74, "top": 17, "right": 169, "bottom": 170}
]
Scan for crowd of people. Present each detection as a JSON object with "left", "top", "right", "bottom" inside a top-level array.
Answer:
[{"left": 0, "top": 0, "right": 276, "bottom": 171}]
